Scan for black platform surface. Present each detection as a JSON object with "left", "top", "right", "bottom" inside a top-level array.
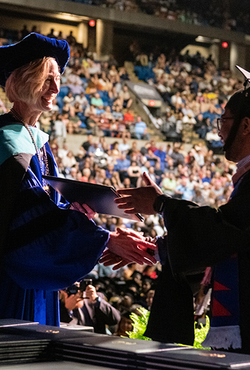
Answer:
[
  {"left": 0, "top": 332, "right": 52, "bottom": 365},
  {"left": 0, "top": 321, "right": 95, "bottom": 366},
  {"left": 0, "top": 318, "right": 39, "bottom": 327},
  {"left": 0, "top": 322, "right": 96, "bottom": 341},
  {"left": 55, "top": 334, "right": 189, "bottom": 369},
  {"left": 0, "top": 322, "right": 186, "bottom": 369},
  {"left": 136, "top": 347, "right": 250, "bottom": 369},
  {"left": 2, "top": 320, "right": 250, "bottom": 369},
  {"left": 0, "top": 361, "right": 113, "bottom": 370}
]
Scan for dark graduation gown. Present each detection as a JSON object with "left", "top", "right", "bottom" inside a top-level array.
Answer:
[
  {"left": 0, "top": 114, "right": 109, "bottom": 326},
  {"left": 145, "top": 170, "right": 250, "bottom": 352}
]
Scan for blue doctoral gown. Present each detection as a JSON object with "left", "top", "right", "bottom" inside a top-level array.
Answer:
[{"left": 0, "top": 114, "right": 109, "bottom": 326}]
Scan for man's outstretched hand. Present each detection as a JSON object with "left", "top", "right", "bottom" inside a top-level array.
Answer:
[{"left": 114, "top": 172, "right": 163, "bottom": 215}]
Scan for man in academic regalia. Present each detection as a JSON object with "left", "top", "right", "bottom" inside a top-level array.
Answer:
[{"left": 111, "top": 67, "right": 250, "bottom": 354}]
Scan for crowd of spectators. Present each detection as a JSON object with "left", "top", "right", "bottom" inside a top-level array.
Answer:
[
  {"left": 0, "top": 20, "right": 246, "bottom": 151},
  {"left": 2, "top": 26, "right": 242, "bottom": 153},
  {"left": 58, "top": 0, "right": 250, "bottom": 35},
  {"left": 130, "top": 43, "right": 243, "bottom": 152},
  {"left": 55, "top": 134, "right": 235, "bottom": 210},
  {"left": 0, "top": 25, "right": 243, "bottom": 337},
  {"left": 59, "top": 263, "right": 159, "bottom": 336},
  {"left": 0, "top": 21, "right": 242, "bottom": 153}
]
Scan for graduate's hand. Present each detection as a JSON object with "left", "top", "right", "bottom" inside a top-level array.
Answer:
[
  {"left": 104, "top": 227, "right": 157, "bottom": 267},
  {"left": 114, "top": 172, "right": 163, "bottom": 215},
  {"left": 70, "top": 202, "right": 96, "bottom": 220}
]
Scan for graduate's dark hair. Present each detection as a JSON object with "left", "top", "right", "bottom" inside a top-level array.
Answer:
[
  {"left": 224, "top": 87, "right": 250, "bottom": 151},
  {"left": 226, "top": 87, "right": 250, "bottom": 118}
]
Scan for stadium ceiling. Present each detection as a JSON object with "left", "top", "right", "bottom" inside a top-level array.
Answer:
[
  {"left": 0, "top": 0, "right": 249, "bottom": 46},
  {"left": 0, "top": 2, "right": 201, "bottom": 53},
  {"left": 0, "top": 2, "right": 88, "bottom": 25}
]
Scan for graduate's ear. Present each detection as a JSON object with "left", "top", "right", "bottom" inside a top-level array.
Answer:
[{"left": 242, "top": 116, "right": 250, "bottom": 136}]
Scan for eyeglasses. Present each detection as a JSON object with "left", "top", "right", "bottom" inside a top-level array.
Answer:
[{"left": 216, "top": 117, "right": 234, "bottom": 131}]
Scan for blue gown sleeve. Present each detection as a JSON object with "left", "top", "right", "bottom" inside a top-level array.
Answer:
[{"left": 3, "top": 180, "right": 109, "bottom": 291}]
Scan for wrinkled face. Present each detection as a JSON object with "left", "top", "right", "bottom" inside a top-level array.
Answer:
[{"left": 34, "top": 59, "right": 60, "bottom": 112}]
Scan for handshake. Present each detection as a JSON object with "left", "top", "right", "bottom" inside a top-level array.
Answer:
[{"left": 99, "top": 228, "right": 158, "bottom": 270}]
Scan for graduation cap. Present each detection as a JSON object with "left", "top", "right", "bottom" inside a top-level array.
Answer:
[
  {"left": 235, "top": 65, "right": 250, "bottom": 90},
  {"left": 0, "top": 33, "right": 70, "bottom": 87}
]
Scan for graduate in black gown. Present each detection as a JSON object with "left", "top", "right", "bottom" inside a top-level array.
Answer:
[{"left": 109, "top": 70, "right": 250, "bottom": 353}]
